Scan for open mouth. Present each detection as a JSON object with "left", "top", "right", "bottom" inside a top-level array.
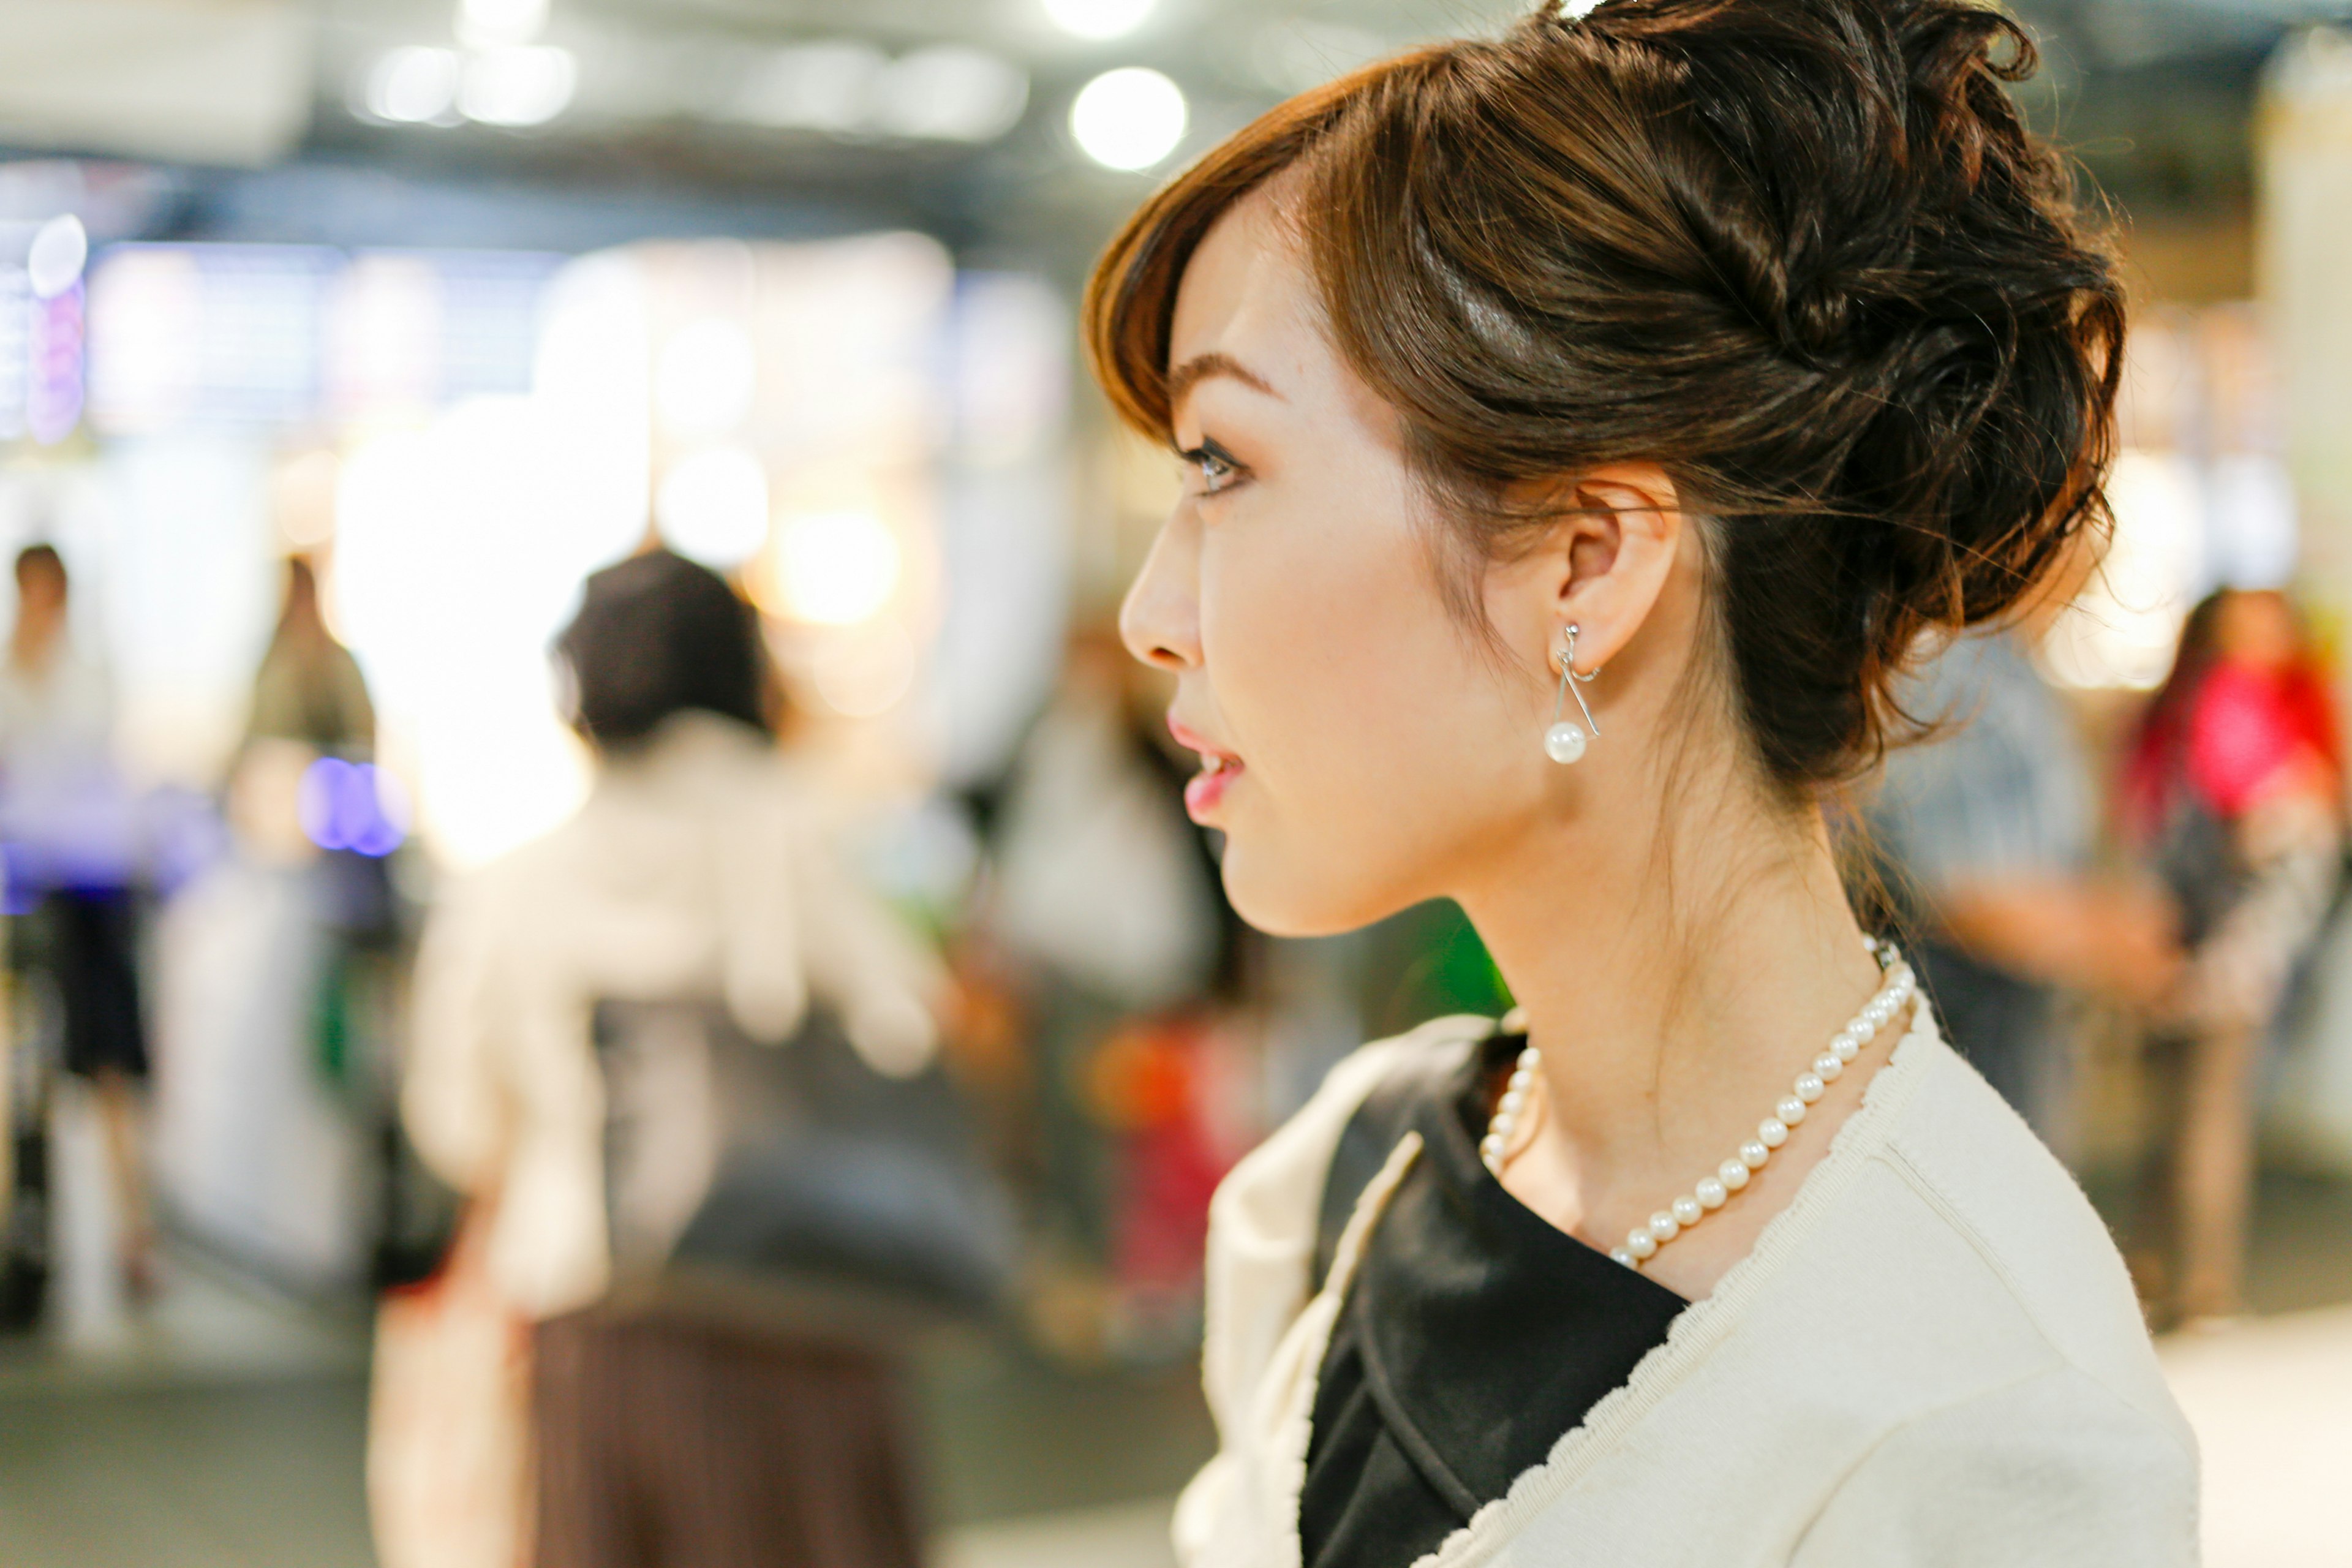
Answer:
[{"left": 1169, "top": 718, "right": 1245, "bottom": 822}]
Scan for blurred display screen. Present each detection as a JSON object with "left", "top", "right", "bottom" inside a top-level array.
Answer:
[{"left": 86, "top": 243, "right": 557, "bottom": 434}]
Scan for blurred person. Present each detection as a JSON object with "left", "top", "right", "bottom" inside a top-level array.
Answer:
[
  {"left": 247, "top": 556, "right": 375, "bottom": 757},
  {"left": 2122, "top": 588, "right": 2343, "bottom": 1324},
  {"left": 391, "top": 549, "right": 942, "bottom": 1568},
  {"left": 1865, "top": 580, "right": 2182, "bottom": 1142},
  {"left": 1090, "top": 3, "right": 2195, "bottom": 1564},
  {"left": 0, "top": 543, "right": 153, "bottom": 1302},
  {"left": 985, "top": 630, "right": 1227, "bottom": 1335},
  {"left": 239, "top": 552, "right": 393, "bottom": 941}
]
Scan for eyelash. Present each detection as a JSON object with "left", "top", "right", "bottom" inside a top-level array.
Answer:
[{"left": 1178, "top": 439, "right": 1243, "bottom": 497}]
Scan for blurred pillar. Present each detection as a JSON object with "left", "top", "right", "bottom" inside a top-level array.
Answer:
[
  {"left": 2258, "top": 28, "right": 2352, "bottom": 1171},
  {"left": 2261, "top": 28, "right": 2352, "bottom": 634}
]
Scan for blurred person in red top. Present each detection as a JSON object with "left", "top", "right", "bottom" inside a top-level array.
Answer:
[{"left": 2123, "top": 588, "right": 2345, "bottom": 1323}]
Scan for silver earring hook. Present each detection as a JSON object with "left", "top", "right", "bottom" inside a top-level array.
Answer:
[{"left": 1553, "top": 625, "right": 1600, "bottom": 739}]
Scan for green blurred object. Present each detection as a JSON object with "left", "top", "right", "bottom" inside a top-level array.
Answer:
[
  {"left": 1365, "top": 900, "right": 1512, "bottom": 1039},
  {"left": 313, "top": 949, "right": 350, "bottom": 1086}
]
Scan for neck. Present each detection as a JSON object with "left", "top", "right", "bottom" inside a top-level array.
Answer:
[{"left": 1456, "top": 759, "right": 1882, "bottom": 1225}]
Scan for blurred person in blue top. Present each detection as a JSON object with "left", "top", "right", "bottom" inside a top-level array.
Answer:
[
  {"left": 1866, "top": 593, "right": 2182, "bottom": 1144},
  {"left": 0, "top": 543, "right": 154, "bottom": 1299}
]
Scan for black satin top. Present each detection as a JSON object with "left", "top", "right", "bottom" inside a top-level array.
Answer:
[{"left": 1298, "top": 1033, "right": 1691, "bottom": 1568}]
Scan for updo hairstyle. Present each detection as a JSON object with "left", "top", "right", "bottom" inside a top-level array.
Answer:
[{"left": 1085, "top": 0, "right": 2125, "bottom": 800}]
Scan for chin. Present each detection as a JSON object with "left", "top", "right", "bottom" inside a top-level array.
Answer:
[{"left": 1218, "top": 838, "right": 1411, "bottom": 941}]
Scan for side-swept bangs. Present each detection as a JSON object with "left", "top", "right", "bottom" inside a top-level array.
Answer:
[{"left": 1080, "top": 61, "right": 1418, "bottom": 443}]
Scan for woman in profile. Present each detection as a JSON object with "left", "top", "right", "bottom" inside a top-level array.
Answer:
[{"left": 1088, "top": 1, "right": 2195, "bottom": 1562}]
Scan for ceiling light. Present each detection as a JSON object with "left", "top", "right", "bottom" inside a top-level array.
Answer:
[
  {"left": 458, "top": 0, "right": 549, "bottom": 49},
  {"left": 26, "top": 215, "right": 88, "bottom": 301},
  {"left": 461, "top": 46, "right": 577, "bottom": 127},
  {"left": 366, "top": 47, "right": 462, "bottom": 124},
  {"left": 875, "top": 47, "right": 1030, "bottom": 142},
  {"left": 728, "top": 43, "right": 888, "bottom": 134},
  {"left": 656, "top": 318, "right": 758, "bottom": 440},
  {"left": 657, "top": 447, "right": 771, "bottom": 568},
  {"left": 1069, "top": 67, "right": 1186, "bottom": 171},
  {"left": 1043, "top": 0, "right": 1156, "bottom": 41}
]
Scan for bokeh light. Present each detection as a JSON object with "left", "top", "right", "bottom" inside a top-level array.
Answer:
[
  {"left": 459, "top": 47, "right": 578, "bottom": 127},
  {"left": 457, "top": 0, "right": 550, "bottom": 49},
  {"left": 296, "top": 759, "right": 411, "bottom": 857},
  {"left": 771, "top": 509, "right": 903, "bottom": 626},
  {"left": 26, "top": 214, "right": 88, "bottom": 301},
  {"left": 1042, "top": 0, "right": 1156, "bottom": 41},
  {"left": 366, "top": 47, "right": 462, "bottom": 124},
  {"left": 657, "top": 447, "right": 772, "bottom": 569},
  {"left": 655, "top": 318, "right": 758, "bottom": 441},
  {"left": 2040, "top": 450, "right": 2207, "bottom": 690},
  {"left": 1069, "top": 67, "right": 1186, "bottom": 171}
]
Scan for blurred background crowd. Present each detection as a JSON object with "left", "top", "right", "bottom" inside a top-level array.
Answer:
[{"left": 0, "top": 1, "right": 2350, "bottom": 1566}]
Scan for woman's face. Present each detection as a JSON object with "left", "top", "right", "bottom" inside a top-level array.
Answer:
[{"left": 1118, "top": 189, "right": 1558, "bottom": 937}]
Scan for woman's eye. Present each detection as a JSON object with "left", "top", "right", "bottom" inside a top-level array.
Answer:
[{"left": 1180, "top": 441, "right": 1241, "bottom": 496}]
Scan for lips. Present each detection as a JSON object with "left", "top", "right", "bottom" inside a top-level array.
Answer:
[{"left": 1169, "top": 716, "right": 1245, "bottom": 823}]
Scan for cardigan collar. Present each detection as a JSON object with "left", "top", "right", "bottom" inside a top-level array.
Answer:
[
  {"left": 1346, "top": 1033, "right": 1689, "bottom": 1512},
  {"left": 1281, "top": 998, "right": 1947, "bottom": 1568}
]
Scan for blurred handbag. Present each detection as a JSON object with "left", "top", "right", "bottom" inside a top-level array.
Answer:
[{"left": 593, "top": 999, "right": 1015, "bottom": 1343}]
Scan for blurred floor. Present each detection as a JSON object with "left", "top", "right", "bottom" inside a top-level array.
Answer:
[
  {"left": 2162, "top": 1304, "right": 2352, "bottom": 1568},
  {"left": 2, "top": 1172, "right": 2346, "bottom": 1567},
  {"left": 0, "top": 1237, "right": 1212, "bottom": 1568}
]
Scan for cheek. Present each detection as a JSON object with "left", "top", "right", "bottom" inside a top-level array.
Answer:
[{"left": 1199, "top": 490, "right": 1527, "bottom": 932}]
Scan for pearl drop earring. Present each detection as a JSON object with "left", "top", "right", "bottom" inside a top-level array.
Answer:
[{"left": 1544, "top": 624, "right": 1601, "bottom": 765}]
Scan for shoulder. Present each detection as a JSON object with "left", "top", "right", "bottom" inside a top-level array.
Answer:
[
  {"left": 1212, "top": 1014, "right": 1490, "bottom": 1243},
  {"left": 1194, "top": 1014, "right": 1491, "bottom": 1428},
  {"left": 1791, "top": 1361, "right": 2197, "bottom": 1566},
  {"left": 1574, "top": 1027, "right": 2196, "bottom": 1563},
  {"left": 1773, "top": 1034, "right": 2196, "bottom": 1494},
  {"left": 1877, "top": 1042, "right": 2185, "bottom": 1432}
]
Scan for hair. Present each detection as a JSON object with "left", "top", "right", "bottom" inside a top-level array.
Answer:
[
  {"left": 1085, "top": 0, "right": 2124, "bottom": 801},
  {"left": 557, "top": 548, "right": 771, "bottom": 748},
  {"left": 14, "top": 543, "right": 64, "bottom": 589}
]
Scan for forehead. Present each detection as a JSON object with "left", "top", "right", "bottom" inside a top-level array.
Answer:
[{"left": 1167, "top": 184, "right": 1324, "bottom": 381}]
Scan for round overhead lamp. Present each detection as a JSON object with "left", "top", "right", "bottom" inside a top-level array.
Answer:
[
  {"left": 26, "top": 215, "right": 88, "bottom": 301},
  {"left": 1070, "top": 67, "right": 1186, "bottom": 170},
  {"left": 366, "top": 47, "right": 462, "bottom": 124},
  {"left": 461, "top": 45, "right": 578, "bottom": 126},
  {"left": 1042, "top": 0, "right": 1156, "bottom": 41},
  {"left": 458, "top": 0, "right": 549, "bottom": 48},
  {"left": 875, "top": 47, "right": 1031, "bottom": 142}
]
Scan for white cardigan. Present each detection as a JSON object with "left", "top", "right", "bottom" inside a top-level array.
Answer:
[
  {"left": 402, "top": 712, "right": 943, "bottom": 1320},
  {"left": 1176, "top": 1006, "right": 2198, "bottom": 1567}
]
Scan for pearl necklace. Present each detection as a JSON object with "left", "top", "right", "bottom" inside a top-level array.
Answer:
[{"left": 1479, "top": 940, "right": 1917, "bottom": 1272}]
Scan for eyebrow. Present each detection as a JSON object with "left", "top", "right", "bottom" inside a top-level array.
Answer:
[{"left": 1166, "top": 350, "right": 1282, "bottom": 412}]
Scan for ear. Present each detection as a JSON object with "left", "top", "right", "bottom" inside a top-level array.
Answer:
[{"left": 1491, "top": 464, "right": 1685, "bottom": 673}]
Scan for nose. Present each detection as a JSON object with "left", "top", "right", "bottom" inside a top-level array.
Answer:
[{"left": 1118, "top": 513, "right": 1202, "bottom": 673}]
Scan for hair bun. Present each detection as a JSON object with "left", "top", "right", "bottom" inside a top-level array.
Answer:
[{"left": 1570, "top": 0, "right": 2121, "bottom": 775}]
